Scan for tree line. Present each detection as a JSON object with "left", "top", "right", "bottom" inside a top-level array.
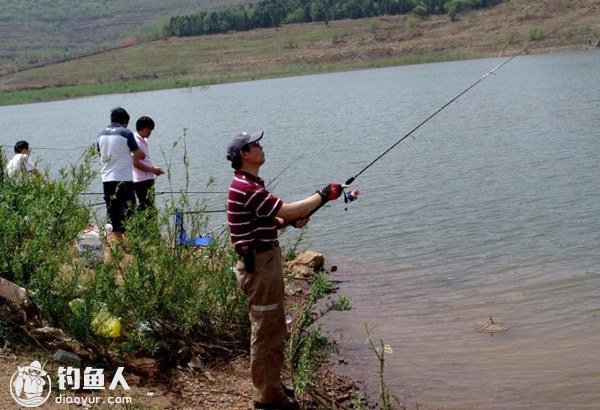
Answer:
[{"left": 166, "top": 0, "right": 502, "bottom": 37}]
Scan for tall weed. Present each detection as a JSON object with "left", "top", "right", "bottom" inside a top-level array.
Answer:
[{"left": 286, "top": 271, "right": 351, "bottom": 400}]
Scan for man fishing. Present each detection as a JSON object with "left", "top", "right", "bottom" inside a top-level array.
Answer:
[{"left": 226, "top": 130, "right": 342, "bottom": 410}]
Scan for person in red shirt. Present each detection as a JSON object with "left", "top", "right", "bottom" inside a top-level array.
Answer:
[{"left": 227, "top": 131, "right": 342, "bottom": 410}]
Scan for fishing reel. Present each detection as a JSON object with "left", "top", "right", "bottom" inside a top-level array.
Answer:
[{"left": 342, "top": 188, "right": 360, "bottom": 211}]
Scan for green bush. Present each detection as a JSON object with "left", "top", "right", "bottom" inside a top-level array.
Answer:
[
  {"left": 0, "top": 142, "right": 249, "bottom": 364},
  {"left": 505, "top": 28, "right": 521, "bottom": 44},
  {"left": 0, "top": 147, "right": 94, "bottom": 285},
  {"left": 528, "top": 26, "right": 545, "bottom": 41},
  {"left": 369, "top": 20, "right": 380, "bottom": 35}
]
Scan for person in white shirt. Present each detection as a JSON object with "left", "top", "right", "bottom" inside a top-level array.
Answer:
[
  {"left": 5, "top": 140, "right": 42, "bottom": 179},
  {"left": 132, "top": 116, "right": 164, "bottom": 212},
  {"left": 96, "top": 107, "right": 144, "bottom": 241}
]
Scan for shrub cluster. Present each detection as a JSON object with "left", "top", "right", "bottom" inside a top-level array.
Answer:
[
  {"left": 1, "top": 141, "right": 351, "bottom": 407},
  {"left": 0, "top": 146, "right": 248, "bottom": 365}
]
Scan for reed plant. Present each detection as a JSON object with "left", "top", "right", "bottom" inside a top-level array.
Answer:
[
  {"left": 365, "top": 325, "right": 403, "bottom": 409},
  {"left": 286, "top": 271, "right": 351, "bottom": 402}
]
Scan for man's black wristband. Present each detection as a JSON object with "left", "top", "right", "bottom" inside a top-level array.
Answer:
[{"left": 316, "top": 190, "right": 329, "bottom": 204}]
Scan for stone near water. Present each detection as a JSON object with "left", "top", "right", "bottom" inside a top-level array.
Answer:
[
  {"left": 286, "top": 250, "right": 325, "bottom": 277},
  {"left": 54, "top": 349, "right": 82, "bottom": 366}
]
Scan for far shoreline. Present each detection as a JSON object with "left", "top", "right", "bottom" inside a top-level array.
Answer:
[
  {"left": 1, "top": 0, "right": 598, "bottom": 107},
  {"left": 0, "top": 47, "right": 593, "bottom": 108}
]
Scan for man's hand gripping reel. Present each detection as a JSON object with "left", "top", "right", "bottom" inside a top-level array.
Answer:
[{"left": 290, "top": 181, "right": 360, "bottom": 228}]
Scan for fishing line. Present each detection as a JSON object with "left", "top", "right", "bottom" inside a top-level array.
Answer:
[
  {"left": 345, "top": 49, "right": 526, "bottom": 186},
  {"left": 1, "top": 144, "right": 91, "bottom": 151},
  {"left": 155, "top": 190, "right": 226, "bottom": 195},
  {"left": 266, "top": 155, "right": 303, "bottom": 189}
]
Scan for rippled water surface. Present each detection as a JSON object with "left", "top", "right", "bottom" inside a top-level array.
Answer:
[{"left": 2, "top": 50, "right": 599, "bottom": 409}]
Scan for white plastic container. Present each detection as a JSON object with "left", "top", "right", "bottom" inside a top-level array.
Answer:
[{"left": 76, "top": 225, "right": 105, "bottom": 263}]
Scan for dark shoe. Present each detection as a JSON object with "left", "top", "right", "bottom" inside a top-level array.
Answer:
[
  {"left": 281, "top": 383, "right": 295, "bottom": 399},
  {"left": 254, "top": 397, "right": 299, "bottom": 410}
]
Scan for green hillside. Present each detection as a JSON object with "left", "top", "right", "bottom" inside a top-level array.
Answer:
[
  {"left": 0, "top": 0, "right": 598, "bottom": 106},
  {"left": 0, "top": 0, "right": 248, "bottom": 75}
]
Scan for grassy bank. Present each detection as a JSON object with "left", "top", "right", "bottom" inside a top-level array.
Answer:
[
  {"left": 0, "top": 147, "right": 248, "bottom": 360},
  {"left": 0, "top": 0, "right": 599, "bottom": 106},
  {"left": 0, "top": 144, "right": 355, "bottom": 408}
]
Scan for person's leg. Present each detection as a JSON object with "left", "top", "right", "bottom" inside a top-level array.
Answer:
[
  {"left": 133, "top": 179, "right": 154, "bottom": 212},
  {"left": 236, "top": 248, "right": 293, "bottom": 406},
  {"left": 104, "top": 181, "right": 119, "bottom": 230},
  {"left": 117, "top": 181, "right": 136, "bottom": 226},
  {"left": 103, "top": 181, "right": 124, "bottom": 243},
  {"left": 106, "top": 181, "right": 135, "bottom": 244}
]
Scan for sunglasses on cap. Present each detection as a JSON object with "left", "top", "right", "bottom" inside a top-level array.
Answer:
[{"left": 246, "top": 141, "right": 261, "bottom": 149}]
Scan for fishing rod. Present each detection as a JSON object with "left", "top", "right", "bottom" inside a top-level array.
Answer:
[
  {"left": 156, "top": 190, "right": 226, "bottom": 195},
  {"left": 182, "top": 209, "right": 226, "bottom": 214},
  {"left": 87, "top": 198, "right": 226, "bottom": 213},
  {"left": 79, "top": 190, "right": 226, "bottom": 195},
  {"left": 308, "top": 49, "right": 527, "bottom": 218},
  {"left": 1, "top": 144, "right": 90, "bottom": 151}
]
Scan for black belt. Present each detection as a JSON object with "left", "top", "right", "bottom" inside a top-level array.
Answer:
[
  {"left": 254, "top": 240, "right": 279, "bottom": 254},
  {"left": 236, "top": 241, "right": 279, "bottom": 261},
  {"left": 236, "top": 241, "right": 279, "bottom": 272}
]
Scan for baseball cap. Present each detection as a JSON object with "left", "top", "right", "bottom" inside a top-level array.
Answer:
[{"left": 226, "top": 131, "right": 263, "bottom": 160}]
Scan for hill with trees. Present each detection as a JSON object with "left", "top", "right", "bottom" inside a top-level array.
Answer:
[
  {"left": 0, "top": 0, "right": 249, "bottom": 75},
  {"left": 0, "top": 0, "right": 501, "bottom": 76},
  {"left": 166, "top": 0, "right": 501, "bottom": 36},
  {"left": 0, "top": 0, "right": 598, "bottom": 105}
]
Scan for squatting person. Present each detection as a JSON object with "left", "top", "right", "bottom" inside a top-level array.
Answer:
[
  {"left": 5, "top": 140, "right": 43, "bottom": 179},
  {"left": 226, "top": 130, "right": 342, "bottom": 410}
]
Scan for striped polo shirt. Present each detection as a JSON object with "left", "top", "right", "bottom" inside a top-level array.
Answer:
[{"left": 227, "top": 170, "right": 283, "bottom": 254}]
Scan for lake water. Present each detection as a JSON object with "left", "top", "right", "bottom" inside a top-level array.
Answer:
[{"left": 1, "top": 50, "right": 599, "bottom": 409}]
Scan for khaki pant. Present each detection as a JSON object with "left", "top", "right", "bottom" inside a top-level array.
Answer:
[{"left": 236, "top": 247, "right": 288, "bottom": 404}]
